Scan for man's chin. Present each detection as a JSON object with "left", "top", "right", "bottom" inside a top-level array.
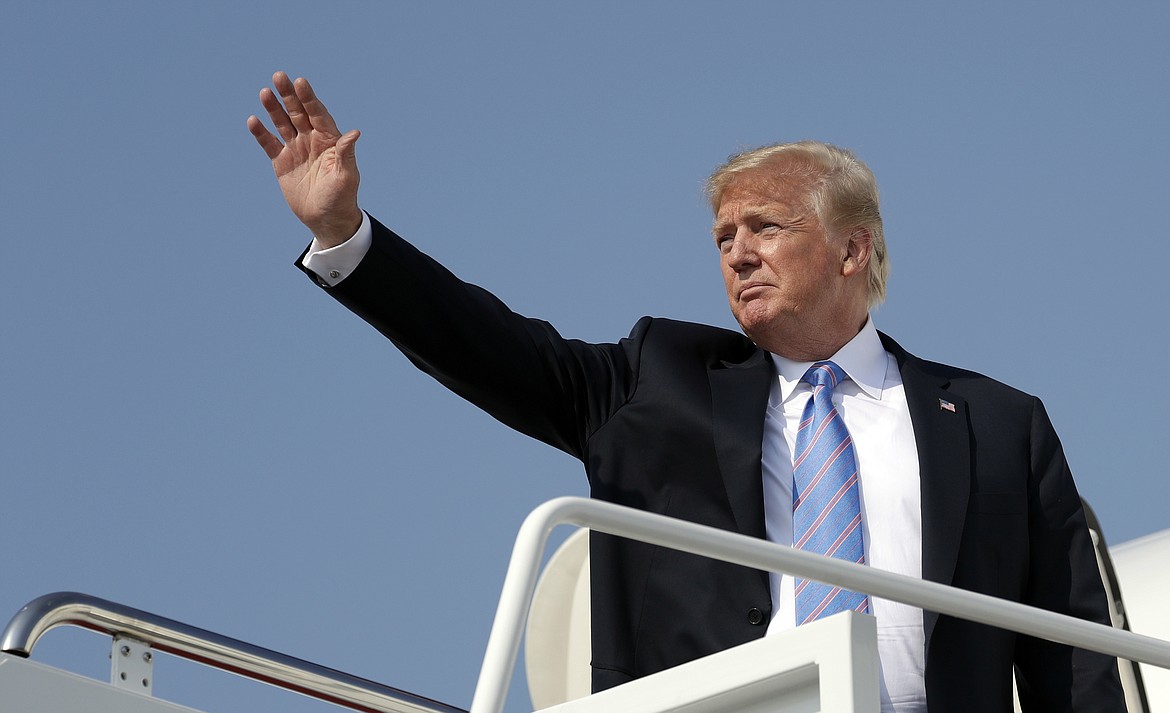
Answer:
[{"left": 733, "top": 305, "right": 781, "bottom": 338}]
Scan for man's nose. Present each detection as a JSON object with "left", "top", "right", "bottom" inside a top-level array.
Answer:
[{"left": 726, "top": 231, "right": 760, "bottom": 271}]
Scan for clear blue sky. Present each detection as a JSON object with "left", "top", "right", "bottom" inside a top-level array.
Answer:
[{"left": 3, "top": 2, "right": 1168, "bottom": 712}]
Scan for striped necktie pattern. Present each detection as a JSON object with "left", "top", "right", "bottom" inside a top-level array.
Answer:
[{"left": 792, "top": 360, "right": 870, "bottom": 624}]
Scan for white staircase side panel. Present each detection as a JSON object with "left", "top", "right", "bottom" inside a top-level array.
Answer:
[
  {"left": 0, "top": 653, "right": 204, "bottom": 713},
  {"left": 536, "top": 610, "right": 878, "bottom": 713},
  {"left": 1112, "top": 528, "right": 1170, "bottom": 712}
]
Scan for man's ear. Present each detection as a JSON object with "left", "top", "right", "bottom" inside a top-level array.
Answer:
[{"left": 842, "top": 228, "right": 873, "bottom": 278}]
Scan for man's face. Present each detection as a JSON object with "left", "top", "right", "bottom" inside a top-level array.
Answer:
[{"left": 713, "top": 163, "right": 856, "bottom": 354}]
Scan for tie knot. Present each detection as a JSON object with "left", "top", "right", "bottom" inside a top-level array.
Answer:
[{"left": 802, "top": 361, "right": 847, "bottom": 390}]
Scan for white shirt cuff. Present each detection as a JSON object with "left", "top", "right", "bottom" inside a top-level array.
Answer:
[{"left": 301, "top": 211, "right": 373, "bottom": 286}]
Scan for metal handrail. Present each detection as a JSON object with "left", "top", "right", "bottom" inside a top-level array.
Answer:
[
  {"left": 7, "top": 498, "right": 1170, "bottom": 713},
  {"left": 470, "top": 496, "right": 1170, "bottom": 713},
  {"left": 0, "top": 591, "right": 466, "bottom": 713}
]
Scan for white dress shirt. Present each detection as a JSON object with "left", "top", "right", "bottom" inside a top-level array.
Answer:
[
  {"left": 763, "top": 318, "right": 925, "bottom": 712},
  {"left": 301, "top": 211, "right": 373, "bottom": 287},
  {"left": 302, "top": 221, "right": 926, "bottom": 710}
]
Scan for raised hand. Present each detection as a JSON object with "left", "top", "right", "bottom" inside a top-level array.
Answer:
[{"left": 247, "top": 72, "right": 363, "bottom": 248}]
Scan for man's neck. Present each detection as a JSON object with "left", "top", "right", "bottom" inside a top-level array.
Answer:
[{"left": 754, "top": 312, "right": 869, "bottom": 362}]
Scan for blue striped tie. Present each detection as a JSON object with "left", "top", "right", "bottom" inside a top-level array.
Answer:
[{"left": 793, "top": 361, "right": 870, "bottom": 624}]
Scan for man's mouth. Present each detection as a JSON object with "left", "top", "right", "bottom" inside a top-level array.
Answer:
[{"left": 738, "top": 282, "right": 771, "bottom": 299}]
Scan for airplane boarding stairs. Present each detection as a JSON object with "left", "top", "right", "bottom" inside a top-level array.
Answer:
[{"left": 3, "top": 497, "right": 1169, "bottom": 713}]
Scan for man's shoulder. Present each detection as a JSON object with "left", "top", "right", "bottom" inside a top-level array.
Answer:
[
  {"left": 882, "top": 332, "right": 1038, "bottom": 407},
  {"left": 629, "top": 316, "right": 760, "bottom": 364},
  {"left": 634, "top": 316, "right": 748, "bottom": 342}
]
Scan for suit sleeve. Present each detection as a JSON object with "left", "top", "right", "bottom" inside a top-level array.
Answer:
[
  {"left": 297, "top": 216, "right": 644, "bottom": 460},
  {"left": 1013, "top": 397, "right": 1126, "bottom": 712}
]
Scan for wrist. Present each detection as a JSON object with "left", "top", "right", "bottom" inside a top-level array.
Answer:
[{"left": 309, "top": 209, "right": 364, "bottom": 249}]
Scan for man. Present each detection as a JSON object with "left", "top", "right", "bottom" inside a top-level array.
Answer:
[{"left": 248, "top": 72, "right": 1124, "bottom": 712}]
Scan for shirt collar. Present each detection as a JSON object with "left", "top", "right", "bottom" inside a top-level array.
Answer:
[{"left": 769, "top": 316, "right": 888, "bottom": 403}]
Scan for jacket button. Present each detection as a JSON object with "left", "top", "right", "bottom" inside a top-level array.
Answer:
[{"left": 747, "top": 608, "right": 765, "bottom": 625}]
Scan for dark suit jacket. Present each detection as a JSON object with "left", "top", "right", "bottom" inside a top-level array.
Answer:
[{"left": 303, "top": 217, "right": 1124, "bottom": 712}]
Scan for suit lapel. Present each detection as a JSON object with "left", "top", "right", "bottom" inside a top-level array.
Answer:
[
  {"left": 881, "top": 333, "right": 971, "bottom": 650},
  {"left": 708, "top": 348, "right": 773, "bottom": 541}
]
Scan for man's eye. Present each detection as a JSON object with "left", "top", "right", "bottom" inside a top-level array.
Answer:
[{"left": 716, "top": 236, "right": 733, "bottom": 251}]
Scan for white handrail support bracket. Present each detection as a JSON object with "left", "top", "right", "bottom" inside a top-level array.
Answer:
[{"left": 111, "top": 635, "right": 154, "bottom": 696}]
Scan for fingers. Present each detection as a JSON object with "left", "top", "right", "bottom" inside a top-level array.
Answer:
[
  {"left": 249, "top": 72, "right": 349, "bottom": 163},
  {"left": 259, "top": 86, "right": 297, "bottom": 143},
  {"left": 246, "top": 115, "right": 284, "bottom": 160},
  {"left": 273, "top": 71, "right": 314, "bottom": 137},
  {"left": 293, "top": 77, "right": 341, "bottom": 137},
  {"left": 254, "top": 72, "right": 340, "bottom": 143}
]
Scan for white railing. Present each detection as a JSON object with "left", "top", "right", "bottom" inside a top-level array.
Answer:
[
  {"left": 6, "top": 496, "right": 1168, "bottom": 713},
  {"left": 471, "top": 496, "right": 1170, "bottom": 713},
  {"left": 1, "top": 591, "right": 466, "bottom": 713}
]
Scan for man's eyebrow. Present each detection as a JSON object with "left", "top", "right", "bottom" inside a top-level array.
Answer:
[{"left": 712, "top": 207, "right": 772, "bottom": 235}]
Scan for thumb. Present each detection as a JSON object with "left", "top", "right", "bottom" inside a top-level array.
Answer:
[{"left": 336, "top": 129, "right": 361, "bottom": 166}]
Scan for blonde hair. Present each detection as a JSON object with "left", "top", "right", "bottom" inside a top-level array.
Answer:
[{"left": 706, "top": 141, "right": 889, "bottom": 307}]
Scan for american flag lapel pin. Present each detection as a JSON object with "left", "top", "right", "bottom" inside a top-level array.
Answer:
[{"left": 939, "top": 398, "right": 956, "bottom": 413}]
